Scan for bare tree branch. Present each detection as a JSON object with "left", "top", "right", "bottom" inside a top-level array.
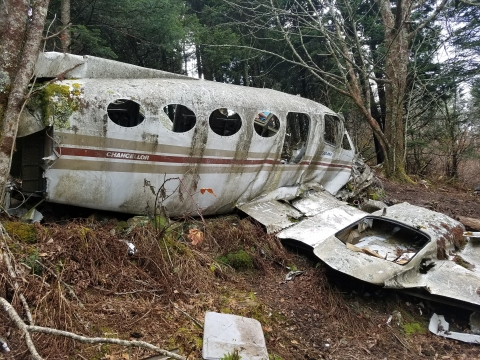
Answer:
[
  {"left": 1, "top": 295, "right": 186, "bottom": 360},
  {"left": 409, "top": 0, "right": 449, "bottom": 40},
  {"left": 26, "top": 325, "right": 186, "bottom": 360},
  {"left": 0, "top": 297, "right": 43, "bottom": 360}
]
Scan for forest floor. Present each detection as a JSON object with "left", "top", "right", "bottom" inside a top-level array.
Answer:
[{"left": 1, "top": 175, "right": 480, "bottom": 360}]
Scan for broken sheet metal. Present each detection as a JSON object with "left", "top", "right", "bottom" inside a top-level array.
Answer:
[
  {"left": 202, "top": 312, "right": 268, "bottom": 360},
  {"left": 336, "top": 157, "right": 374, "bottom": 201},
  {"left": 464, "top": 231, "right": 480, "bottom": 241},
  {"left": 239, "top": 187, "right": 480, "bottom": 307},
  {"left": 237, "top": 198, "right": 304, "bottom": 234},
  {"left": 0, "top": 336, "right": 10, "bottom": 353},
  {"left": 310, "top": 202, "right": 480, "bottom": 307},
  {"left": 238, "top": 188, "right": 366, "bottom": 249},
  {"left": 429, "top": 314, "right": 480, "bottom": 344}
]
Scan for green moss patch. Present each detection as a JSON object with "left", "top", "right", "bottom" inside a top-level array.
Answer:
[
  {"left": 403, "top": 321, "right": 428, "bottom": 336},
  {"left": 217, "top": 249, "right": 254, "bottom": 271},
  {"left": 28, "top": 82, "right": 82, "bottom": 129},
  {"left": 3, "top": 222, "right": 37, "bottom": 243}
]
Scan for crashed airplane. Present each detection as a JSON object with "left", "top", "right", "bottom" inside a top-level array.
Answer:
[
  {"left": 8, "top": 52, "right": 480, "bottom": 310},
  {"left": 11, "top": 52, "right": 355, "bottom": 216}
]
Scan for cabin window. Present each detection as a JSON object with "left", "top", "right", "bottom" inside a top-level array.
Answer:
[
  {"left": 281, "top": 112, "right": 310, "bottom": 164},
  {"left": 161, "top": 104, "right": 196, "bottom": 132},
  {"left": 254, "top": 111, "right": 280, "bottom": 138},
  {"left": 324, "top": 114, "right": 340, "bottom": 146},
  {"left": 107, "top": 99, "right": 145, "bottom": 127},
  {"left": 209, "top": 108, "right": 242, "bottom": 136},
  {"left": 342, "top": 133, "right": 352, "bottom": 150}
]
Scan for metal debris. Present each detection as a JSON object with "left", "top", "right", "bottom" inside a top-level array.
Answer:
[
  {"left": 386, "top": 311, "right": 402, "bottom": 327},
  {"left": 470, "top": 312, "right": 480, "bottom": 335},
  {"left": 336, "top": 156, "right": 375, "bottom": 201},
  {"left": 464, "top": 231, "right": 480, "bottom": 241},
  {"left": 429, "top": 313, "right": 480, "bottom": 344},
  {"left": 0, "top": 337, "right": 9, "bottom": 353},
  {"left": 285, "top": 270, "right": 304, "bottom": 281},
  {"left": 126, "top": 242, "right": 136, "bottom": 256},
  {"left": 202, "top": 312, "right": 268, "bottom": 360}
]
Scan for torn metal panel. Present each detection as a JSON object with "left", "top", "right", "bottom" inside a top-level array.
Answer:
[
  {"left": 237, "top": 199, "right": 304, "bottom": 234},
  {"left": 277, "top": 204, "right": 365, "bottom": 248},
  {"left": 465, "top": 231, "right": 480, "bottom": 240},
  {"left": 311, "top": 202, "right": 480, "bottom": 307},
  {"left": 291, "top": 189, "right": 351, "bottom": 217},
  {"left": 429, "top": 314, "right": 480, "bottom": 344},
  {"left": 202, "top": 312, "right": 268, "bottom": 360},
  {"left": 336, "top": 156, "right": 374, "bottom": 201},
  {"left": 238, "top": 188, "right": 365, "bottom": 242}
]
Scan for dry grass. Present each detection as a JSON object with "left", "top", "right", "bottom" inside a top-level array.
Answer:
[
  {"left": 1, "top": 214, "right": 479, "bottom": 359},
  {"left": 0, "top": 215, "right": 291, "bottom": 359}
]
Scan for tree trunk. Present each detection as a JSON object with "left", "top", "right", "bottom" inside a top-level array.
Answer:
[
  {"left": 376, "top": 0, "right": 411, "bottom": 181},
  {"left": 0, "top": 0, "right": 51, "bottom": 203},
  {"left": 196, "top": 46, "right": 203, "bottom": 79},
  {"left": 243, "top": 60, "right": 249, "bottom": 86},
  {"left": 60, "top": 0, "right": 71, "bottom": 53}
]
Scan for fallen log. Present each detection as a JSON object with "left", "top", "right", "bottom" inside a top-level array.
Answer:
[{"left": 458, "top": 216, "right": 480, "bottom": 231}]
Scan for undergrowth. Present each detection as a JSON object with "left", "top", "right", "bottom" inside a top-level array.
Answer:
[{"left": 0, "top": 215, "right": 289, "bottom": 359}]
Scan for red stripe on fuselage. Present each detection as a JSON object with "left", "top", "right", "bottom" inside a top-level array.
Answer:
[{"left": 56, "top": 147, "right": 352, "bottom": 169}]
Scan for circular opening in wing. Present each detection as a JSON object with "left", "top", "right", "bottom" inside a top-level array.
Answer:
[
  {"left": 254, "top": 111, "right": 280, "bottom": 138},
  {"left": 161, "top": 104, "right": 196, "bottom": 132},
  {"left": 107, "top": 99, "right": 145, "bottom": 127},
  {"left": 209, "top": 108, "right": 242, "bottom": 136}
]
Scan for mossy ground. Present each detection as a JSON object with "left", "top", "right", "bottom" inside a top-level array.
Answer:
[{"left": 0, "top": 212, "right": 478, "bottom": 359}]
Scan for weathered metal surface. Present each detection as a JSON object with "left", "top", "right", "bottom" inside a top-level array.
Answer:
[
  {"left": 277, "top": 199, "right": 365, "bottom": 248},
  {"left": 429, "top": 314, "right": 480, "bottom": 344},
  {"left": 309, "top": 202, "right": 480, "bottom": 307},
  {"left": 237, "top": 198, "right": 304, "bottom": 234},
  {"left": 238, "top": 188, "right": 365, "bottom": 245},
  {"left": 34, "top": 52, "right": 192, "bottom": 80},
  {"left": 240, "top": 187, "right": 480, "bottom": 307},
  {"left": 202, "top": 312, "right": 268, "bottom": 360},
  {"left": 13, "top": 52, "right": 355, "bottom": 217}
]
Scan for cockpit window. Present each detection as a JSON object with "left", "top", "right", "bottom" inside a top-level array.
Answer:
[
  {"left": 161, "top": 104, "right": 196, "bottom": 132},
  {"left": 342, "top": 133, "right": 352, "bottom": 150},
  {"left": 282, "top": 112, "right": 310, "bottom": 164},
  {"left": 254, "top": 111, "right": 280, "bottom": 138},
  {"left": 209, "top": 108, "right": 242, "bottom": 136},
  {"left": 324, "top": 114, "right": 340, "bottom": 146},
  {"left": 107, "top": 99, "right": 145, "bottom": 127}
]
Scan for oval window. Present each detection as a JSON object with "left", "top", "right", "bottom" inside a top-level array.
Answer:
[
  {"left": 209, "top": 108, "right": 242, "bottom": 136},
  {"left": 254, "top": 111, "right": 280, "bottom": 138},
  {"left": 107, "top": 99, "right": 145, "bottom": 127},
  {"left": 161, "top": 104, "right": 196, "bottom": 132}
]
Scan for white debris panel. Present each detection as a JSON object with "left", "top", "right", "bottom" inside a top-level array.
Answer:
[
  {"left": 240, "top": 190, "right": 480, "bottom": 307},
  {"left": 313, "top": 203, "right": 480, "bottom": 307},
  {"left": 202, "top": 312, "right": 268, "bottom": 360},
  {"left": 429, "top": 314, "right": 480, "bottom": 344}
]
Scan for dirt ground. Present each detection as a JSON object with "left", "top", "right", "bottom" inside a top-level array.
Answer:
[
  {"left": 1, "top": 176, "right": 480, "bottom": 360},
  {"left": 381, "top": 177, "right": 480, "bottom": 220}
]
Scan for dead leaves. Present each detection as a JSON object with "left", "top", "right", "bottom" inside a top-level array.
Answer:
[
  {"left": 187, "top": 229, "right": 204, "bottom": 246},
  {"left": 200, "top": 188, "right": 216, "bottom": 196}
]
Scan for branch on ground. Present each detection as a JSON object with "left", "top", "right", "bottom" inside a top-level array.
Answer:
[{"left": 0, "top": 296, "right": 186, "bottom": 360}]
